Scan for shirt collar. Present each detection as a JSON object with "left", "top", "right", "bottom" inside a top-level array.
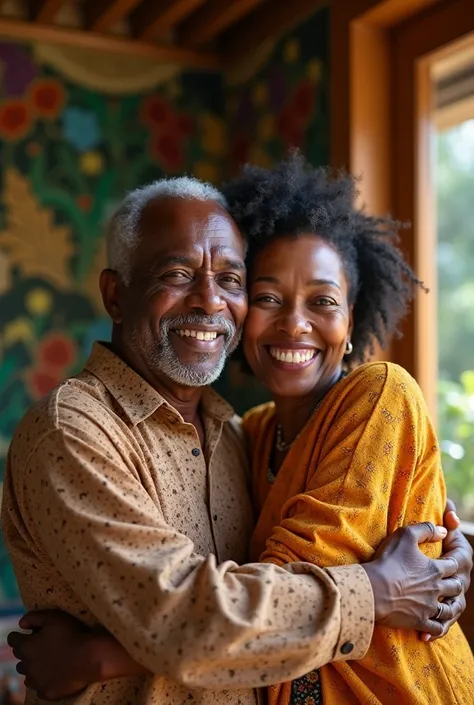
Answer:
[{"left": 83, "top": 342, "right": 235, "bottom": 425}]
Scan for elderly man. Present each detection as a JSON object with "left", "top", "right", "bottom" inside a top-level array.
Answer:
[{"left": 2, "top": 178, "right": 471, "bottom": 705}]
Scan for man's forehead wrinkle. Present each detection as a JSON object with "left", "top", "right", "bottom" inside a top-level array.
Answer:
[{"left": 189, "top": 211, "right": 234, "bottom": 235}]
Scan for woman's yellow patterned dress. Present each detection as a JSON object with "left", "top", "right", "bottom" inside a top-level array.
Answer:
[{"left": 244, "top": 362, "right": 474, "bottom": 705}]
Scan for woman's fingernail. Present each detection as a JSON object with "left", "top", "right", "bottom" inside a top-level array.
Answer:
[{"left": 437, "top": 526, "right": 448, "bottom": 536}]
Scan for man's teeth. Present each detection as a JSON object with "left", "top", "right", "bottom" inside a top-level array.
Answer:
[
  {"left": 176, "top": 329, "right": 218, "bottom": 341},
  {"left": 270, "top": 348, "right": 316, "bottom": 364}
]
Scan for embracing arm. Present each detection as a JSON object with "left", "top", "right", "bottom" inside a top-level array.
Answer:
[
  {"left": 260, "top": 363, "right": 468, "bottom": 632},
  {"left": 9, "top": 512, "right": 465, "bottom": 700},
  {"left": 8, "top": 406, "right": 374, "bottom": 693}
]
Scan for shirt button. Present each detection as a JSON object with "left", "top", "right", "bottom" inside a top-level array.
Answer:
[
  {"left": 340, "top": 641, "right": 354, "bottom": 655},
  {"left": 192, "top": 448, "right": 201, "bottom": 457}
]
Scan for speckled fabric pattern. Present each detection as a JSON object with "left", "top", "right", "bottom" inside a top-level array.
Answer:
[{"left": 2, "top": 343, "right": 373, "bottom": 705}]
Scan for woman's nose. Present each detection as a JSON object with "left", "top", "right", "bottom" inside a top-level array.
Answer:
[{"left": 277, "top": 309, "right": 312, "bottom": 337}]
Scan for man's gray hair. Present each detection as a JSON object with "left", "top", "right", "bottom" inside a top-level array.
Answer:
[{"left": 106, "top": 176, "right": 228, "bottom": 285}]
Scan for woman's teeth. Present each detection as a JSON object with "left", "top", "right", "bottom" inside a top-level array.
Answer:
[
  {"left": 176, "top": 329, "right": 218, "bottom": 341},
  {"left": 269, "top": 348, "right": 316, "bottom": 364}
]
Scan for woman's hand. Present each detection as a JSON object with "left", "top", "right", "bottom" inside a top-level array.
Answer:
[{"left": 7, "top": 611, "right": 147, "bottom": 701}]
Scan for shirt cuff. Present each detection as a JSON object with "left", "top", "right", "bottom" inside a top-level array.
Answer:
[{"left": 325, "top": 564, "right": 374, "bottom": 662}]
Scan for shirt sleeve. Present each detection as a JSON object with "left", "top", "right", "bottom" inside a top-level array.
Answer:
[
  {"left": 259, "top": 363, "right": 440, "bottom": 658},
  {"left": 13, "top": 404, "right": 372, "bottom": 690}
]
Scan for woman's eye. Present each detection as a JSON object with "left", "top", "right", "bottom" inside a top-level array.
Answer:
[
  {"left": 254, "top": 294, "right": 279, "bottom": 304},
  {"left": 315, "top": 296, "right": 336, "bottom": 306}
]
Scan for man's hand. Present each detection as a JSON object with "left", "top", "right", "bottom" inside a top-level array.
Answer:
[
  {"left": 420, "top": 499, "right": 473, "bottom": 641},
  {"left": 7, "top": 611, "right": 95, "bottom": 700},
  {"left": 7, "top": 610, "right": 147, "bottom": 700},
  {"left": 362, "top": 522, "right": 464, "bottom": 637}
]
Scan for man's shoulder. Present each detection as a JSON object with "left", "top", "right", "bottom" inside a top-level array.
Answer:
[
  {"left": 219, "top": 413, "right": 246, "bottom": 454},
  {"left": 9, "top": 372, "right": 114, "bottom": 459}
]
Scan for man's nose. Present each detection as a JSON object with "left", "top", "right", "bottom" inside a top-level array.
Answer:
[{"left": 185, "top": 276, "right": 226, "bottom": 315}]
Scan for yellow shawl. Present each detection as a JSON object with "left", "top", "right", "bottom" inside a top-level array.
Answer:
[{"left": 244, "top": 362, "right": 473, "bottom": 705}]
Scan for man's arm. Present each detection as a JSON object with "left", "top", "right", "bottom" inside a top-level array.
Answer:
[
  {"left": 8, "top": 518, "right": 464, "bottom": 702},
  {"left": 10, "top": 411, "right": 372, "bottom": 691}
]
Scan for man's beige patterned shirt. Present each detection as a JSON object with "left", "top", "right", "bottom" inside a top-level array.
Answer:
[{"left": 2, "top": 343, "right": 373, "bottom": 705}]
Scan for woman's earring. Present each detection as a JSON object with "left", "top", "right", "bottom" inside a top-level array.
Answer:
[{"left": 345, "top": 341, "right": 353, "bottom": 355}]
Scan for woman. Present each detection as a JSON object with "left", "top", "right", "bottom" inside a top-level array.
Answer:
[
  {"left": 225, "top": 154, "right": 474, "bottom": 703},
  {"left": 9, "top": 156, "right": 474, "bottom": 703}
]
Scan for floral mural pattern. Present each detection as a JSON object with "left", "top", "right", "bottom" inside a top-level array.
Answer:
[
  {"left": 213, "top": 7, "right": 330, "bottom": 414},
  {"left": 0, "top": 41, "right": 226, "bottom": 606},
  {"left": 0, "top": 6, "right": 329, "bottom": 607},
  {"left": 226, "top": 7, "right": 329, "bottom": 175}
]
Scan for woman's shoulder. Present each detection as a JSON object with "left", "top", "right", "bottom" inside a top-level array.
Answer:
[
  {"left": 341, "top": 361, "right": 425, "bottom": 409},
  {"left": 241, "top": 401, "right": 275, "bottom": 436},
  {"left": 348, "top": 361, "right": 420, "bottom": 388}
]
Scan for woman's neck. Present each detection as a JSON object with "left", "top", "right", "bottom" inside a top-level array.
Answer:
[{"left": 273, "top": 368, "right": 343, "bottom": 446}]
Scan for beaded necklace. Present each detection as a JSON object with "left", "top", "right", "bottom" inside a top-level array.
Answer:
[{"left": 267, "top": 371, "right": 345, "bottom": 485}]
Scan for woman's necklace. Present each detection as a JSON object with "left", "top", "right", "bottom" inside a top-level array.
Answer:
[
  {"left": 275, "top": 396, "right": 326, "bottom": 452},
  {"left": 268, "top": 371, "right": 346, "bottom": 484}
]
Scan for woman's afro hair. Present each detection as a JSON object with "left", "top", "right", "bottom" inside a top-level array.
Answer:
[{"left": 222, "top": 152, "right": 426, "bottom": 367}]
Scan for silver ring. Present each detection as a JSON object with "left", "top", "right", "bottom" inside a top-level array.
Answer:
[{"left": 435, "top": 604, "right": 443, "bottom": 621}]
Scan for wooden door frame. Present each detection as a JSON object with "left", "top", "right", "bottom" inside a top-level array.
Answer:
[
  {"left": 330, "top": 0, "right": 474, "bottom": 645},
  {"left": 331, "top": 0, "right": 474, "bottom": 415}
]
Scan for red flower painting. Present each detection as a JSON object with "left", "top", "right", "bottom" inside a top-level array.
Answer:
[
  {"left": 26, "top": 369, "right": 62, "bottom": 400},
  {"left": 141, "top": 95, "right": 171, "bottom": 129},
  {"left": 151, "top": 132, "right": 184, "bottom": 172},
  {"left": 141, "top": 93, "right": 194, "bottom": 172},
  {"left": 0, "top": 99, "right": 31, "bottom": 141},
  {"left": 276, "top": 79, "right": 316, "bottom": 148},
  {"left": 29, "top": 78, "right": 66, "bottom": 119},
  {"left": 37, "top": 333, "right": 77, "bottom": 370}
]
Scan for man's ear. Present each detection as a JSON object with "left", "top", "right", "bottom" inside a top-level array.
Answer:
[{"left": 100, "top": 269, "right": 123, "bottom": 324}]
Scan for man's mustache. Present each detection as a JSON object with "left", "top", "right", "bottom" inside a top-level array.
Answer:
[{"left": 160, "top": 313, "right": 236, "bottom": 342}]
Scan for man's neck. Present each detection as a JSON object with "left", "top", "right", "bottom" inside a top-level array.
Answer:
[{"left": 109, "top": 340, "right": 204, "bottom": 425}]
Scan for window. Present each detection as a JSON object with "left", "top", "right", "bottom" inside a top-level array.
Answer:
[{"left": 434, "top": 52, "right": 474, "bottom": 521}]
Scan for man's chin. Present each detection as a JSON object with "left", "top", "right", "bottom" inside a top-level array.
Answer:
[{"left": 157, "top": 355, "right": 228, "bottom": 388}]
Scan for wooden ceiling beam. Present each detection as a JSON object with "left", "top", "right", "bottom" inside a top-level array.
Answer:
[
  {"left": 84, "top": 0, "right": 143, "bottom": 33},
  {"left": 131, "top": 0, "right": 206, "bottom": 42},
  {"left": 179, "top": 0, "right": 266, "bottom": 48},
  {"left": 221, "top": 0, "right": 325, "bottom": 69},
  {"left": 29, "top": 0, "right": 70, "bottom": 23},
  {"left": 0, "top": 17, "right": 220, "bottom": 69}
]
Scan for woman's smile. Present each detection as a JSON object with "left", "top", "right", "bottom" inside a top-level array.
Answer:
[
  {"left": 244, "top": 233, "right": 352, "bottom": 400},
  {"left": 267, "top": 345, "right": 319, "bottom": 367}
]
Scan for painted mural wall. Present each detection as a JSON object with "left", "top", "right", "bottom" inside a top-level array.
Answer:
[
  {"left": 0, "top": 41, "right": 226, "bottom": 608},
  {"left": 0, "top": 5, "right": 330, "bottom": 609},
  {"left": 226, "top": 7, "right": 329, "bottom": 175},
  {"left": 214, "top": 6, "right": 330, "bottom": 413}
]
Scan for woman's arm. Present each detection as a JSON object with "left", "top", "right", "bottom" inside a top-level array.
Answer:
[{"left": 260, "top": 363, "right": 469, "bottom": 630}]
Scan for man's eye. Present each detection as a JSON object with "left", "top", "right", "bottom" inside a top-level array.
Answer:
[
  {"left": 163, "top": 271, "right": 190, "bottom": 281},
  {"left": 219, "top": 275, "right": 242, "bottom": 286}
]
